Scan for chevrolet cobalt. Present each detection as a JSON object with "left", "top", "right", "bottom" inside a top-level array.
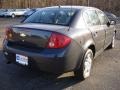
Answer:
[{"left": 3, "top": 6, "right": 115, "bottom": 79}]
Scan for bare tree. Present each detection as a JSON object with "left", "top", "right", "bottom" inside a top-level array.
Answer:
[
  {"left": 0, "top": 0, "right": 119, "bottom": 15},
  {"left": 0, "top": 0, "right": 2, "bottom": 8}
]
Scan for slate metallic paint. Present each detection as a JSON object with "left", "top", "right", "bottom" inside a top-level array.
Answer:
[{"left": 3, "top": 6, "right": 115, "bottom": 73}]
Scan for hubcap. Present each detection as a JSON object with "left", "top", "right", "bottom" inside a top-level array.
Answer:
[{"left": 83, "top": 52, "right": 93, "bottom": 78}]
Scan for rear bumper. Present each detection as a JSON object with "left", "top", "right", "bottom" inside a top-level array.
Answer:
[{"left": 3, "top": 40, "right": 84, "bottom": 73}]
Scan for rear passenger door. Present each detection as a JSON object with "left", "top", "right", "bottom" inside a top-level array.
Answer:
[
  {"left": 83, "top": 10, "right": 106, "bottom": 52},
  {"left": 97, "top": 10, "right": 114, "bottom": 48}
]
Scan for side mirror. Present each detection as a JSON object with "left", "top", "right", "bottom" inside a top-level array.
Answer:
[
  {"left": 110, "top": 20, "right": 116, "bottom": 25},
  {"left": 107, "top": 20, "right": 116, "bottom": 27},
  {"left": 107, "top": 22, "right": 111, "bottom": 27}
]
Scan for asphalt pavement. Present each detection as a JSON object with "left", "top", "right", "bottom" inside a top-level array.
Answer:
[{"left": 0, "top": 17, "right": 120, "bottom": 90}]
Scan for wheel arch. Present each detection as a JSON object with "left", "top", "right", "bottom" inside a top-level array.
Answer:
[
  {"left": 83, "top": 39, "right": 96, "bottom": 57},
  {"left": 88, "top": 45, "right": 96, "bottom": 57},
  {"left": 75, "top": 40, "right": 96, "bottom": 70}
]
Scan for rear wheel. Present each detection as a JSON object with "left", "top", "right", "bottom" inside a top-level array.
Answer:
[{"left": 75, "top": 49, "right": 93, "bottom": 79}]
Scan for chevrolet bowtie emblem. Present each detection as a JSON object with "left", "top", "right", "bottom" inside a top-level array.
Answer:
[{"left": 20, "top": 33, "right": 26, "bottom": 37}]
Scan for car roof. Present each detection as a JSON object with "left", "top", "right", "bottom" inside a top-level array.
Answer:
[{"left": 44, "top": 6, "right": 98, "bottom": 10}]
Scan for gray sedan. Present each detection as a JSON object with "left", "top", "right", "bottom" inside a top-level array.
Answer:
[{"left": 3, "top": 6, "right": 115, "bottom": 80}]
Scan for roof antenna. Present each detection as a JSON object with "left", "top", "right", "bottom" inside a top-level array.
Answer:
[
  {"left": 58, "top": 5, "right": 61, "bottom": 8},
  {"left": 68, "top": 4, "right": 73, "bottom": 31}
]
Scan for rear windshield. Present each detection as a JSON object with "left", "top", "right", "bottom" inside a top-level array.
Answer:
[{"left": 23, "top": 8, "right": 77, "bottom": 26}]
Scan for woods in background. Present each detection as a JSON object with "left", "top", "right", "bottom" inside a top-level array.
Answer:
[{"left": 0, "top": 0, "right": 120, "bottom": 15}]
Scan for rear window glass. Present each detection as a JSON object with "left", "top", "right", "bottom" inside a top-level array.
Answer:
[{"left": 23, "top": 8, "right": 77, "bottom": 26}]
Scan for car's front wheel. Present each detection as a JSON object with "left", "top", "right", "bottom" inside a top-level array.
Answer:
[
  {"left": 75, "top": 49, "right": 93, "bottom": 79},
  {"left": 108, "top": 33, "right": 115, "bottom": 49}
]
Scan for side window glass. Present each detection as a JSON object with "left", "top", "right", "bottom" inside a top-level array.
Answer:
[
  {"left": 83, "top": 12, "right": 92, "bottom": 26},
  {"left": 97, "top": 11, "right": 108, "bottom": 25},
  {"left": 87, "top": 10, "right": 100, "bottom": 25},
  {"left": 83, "top": 10, "right": 100, "bottom": 26}
]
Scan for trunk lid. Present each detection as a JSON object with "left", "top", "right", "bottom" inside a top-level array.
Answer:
[{"left": 8, "top": 23, "right": 69, "bottom": 50}]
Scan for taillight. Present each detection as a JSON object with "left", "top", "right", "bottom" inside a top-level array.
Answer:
[
  {"left": 47, "top": 32, "right": 71, "bottom": 49},
  {"left": 5, "top": 27, "right": 13, "bottom": 40}
]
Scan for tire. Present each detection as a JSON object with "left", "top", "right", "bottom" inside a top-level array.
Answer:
[
  {"left": 108, "top": 33, "right": 115, "bottom": 49},
  {"left": 75, "top": 49, "right": 94, "bottom": 79},
  {"left": 12, "top": 14, "right": 15, "bottom": 18},
  {"left": 4, "top": 54, "right": 11, "bottom": 64}
]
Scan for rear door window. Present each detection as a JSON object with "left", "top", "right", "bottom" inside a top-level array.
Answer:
[
  {"left": 97, "top": 11, "right": 109, "bottom": 25},
  {"left": 83, "top": 11, "right": 92, "bottom": 26},
  {"left": 83, "top": 10, "right": 100, "bottom": 26}
]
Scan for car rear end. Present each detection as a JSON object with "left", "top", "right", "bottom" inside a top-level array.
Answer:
[{"left": 3, "top": 7, "right": 84, "bottom": 73}]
